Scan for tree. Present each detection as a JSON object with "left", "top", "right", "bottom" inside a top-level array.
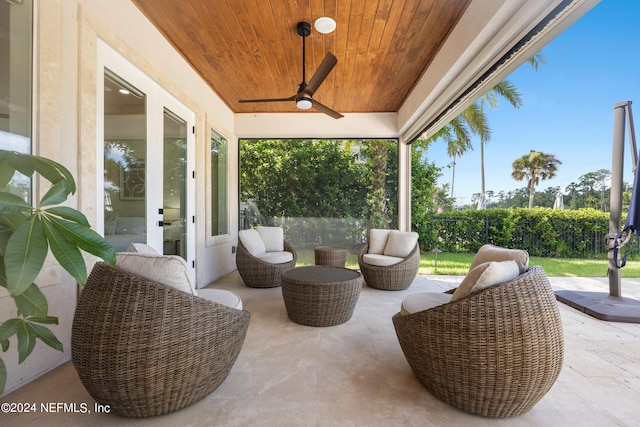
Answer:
[{"left": 511, "top": 150, "right": 562, "bottom": 208}]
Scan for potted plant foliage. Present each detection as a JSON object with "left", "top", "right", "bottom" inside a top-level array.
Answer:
[{"left": 0, "top": 149, "right": 116, "bottom": 394}]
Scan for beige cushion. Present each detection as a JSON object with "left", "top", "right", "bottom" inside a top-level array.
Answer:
[
  {"left": 256, "top": 226, "right": 285, "bottom": 252},
  {"left": 362, "top": 253, "right": 404, "bottom": 267},
  {"left": 257, "top": 251, "right": 294, "bottom": 264},
  {"left": 401, "top": 292, "right": 452, "bottom": 315},
  {"left": 127, "top": 243, "right": 159, "bottom": 255},
  {"left": 368, "top": 229, "right": 392, "bottom": 254},
  {"left": 239, "top": 229, "right": 266, "bottom": 256},
  {"left": 198, "top": 289, "right": 243, "bottom": 310},
  {"left": 116, "top": 252, "right": 197, "bottom": 296},
  {"left": 451, "top": 260, "right": 520, "bottom": 301},
  {"left": 470, "top": 244, "right": 529, "bottom": 274},
  {"left": 383, "top": 231, "right": 418, "bottom": 258}
]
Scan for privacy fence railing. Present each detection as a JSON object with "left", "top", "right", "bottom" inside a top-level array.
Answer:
[{"left": 419, "top": 208, "right": 639, "bottom": 259}]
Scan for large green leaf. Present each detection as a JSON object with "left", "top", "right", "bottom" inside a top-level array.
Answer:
[
  {"left": 13, "top": 320, "right": 62, "bottom": 363},
  {"left": 0, "top": 212, "right": 28, "bottom": 234},
  {"left": 1, "top": 150, "right": 76, "bottom": 193},
  {"left": 39, "top": 180, "right": 71, "bottom": 207},
  {"left": 16, "top": 322, "right": 36, "bottom": 363},
  {"left": 4, "top": 218, "right": 48, "bottom": 296},
  {"left": 14, "top": 283, "right": 48, "bottom": 318},
  {"left": 45, "top": 206, "right": 90, "bottom": 227},
  {"left": 0, "top": 357, "right": 6, "bottom": 395},
  {"left": 0, "top": 163, "right": 15, "bottom": 189},
  {"left": 41, "top": 217, "right": 87, "bottom": 284},
  {"left": 0, "top": 318, "right": 20, "bottom": 342},
  {"left": 0, "top": 192, "right": 33, "bottom": 214},
  {"left": 48, "top": 216, "right": 116, "bottom": 266}
]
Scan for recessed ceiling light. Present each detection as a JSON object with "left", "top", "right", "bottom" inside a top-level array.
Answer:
[
  {"left": 314, "top": 17, "right": 336, "bottom": 34},
  {"left": 118, "top": 88, "right": 130, "bottom": 95}
]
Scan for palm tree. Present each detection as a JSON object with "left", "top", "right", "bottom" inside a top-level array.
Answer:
[
  {"left": 511, "top": 150, "right": 562, "bottom": 208},
  {"left": 477, "top": 52, "right": 545, "bottom": 208}
]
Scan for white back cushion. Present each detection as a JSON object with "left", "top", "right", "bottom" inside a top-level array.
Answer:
[
  {"left": 116, "top": 252, "right": 197, "bottom": 296},
  {"left": 256, "top": 226, "right": 284, "bottom": 252},
  {"left": 239, "top": 228, "right": 267, "bottom": 255},
  {"left": 383, "top": 231, "right": 419, "bottom": 258},
  {"left": 470, "top": 244, "right": 529, "bottom": 274},
  {"left": 451, "top": 260, "right": 520, "bottom": 301},
  {"left": 369, "top": 229, "right": 392, "bottom": 254}
]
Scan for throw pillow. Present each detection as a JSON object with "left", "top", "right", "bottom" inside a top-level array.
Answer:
[
  {"left": 256, "top": 226, "right": 284, "bottom": 252},
  {"left": 469, "top": 244, "right": 529, "bottom": 274},
  {"left": 239, "top": 228, "right": 267, "bottom": 255},
  {"left": 451, "top": 260, "right": 520, "bottom": 301},
  {"left": 115, "top": 252, "right": 197, "bottom": 296},
  {"left": 368, "top": 229, "right": 392, "bottom": 254},
  {"left": 383, "top": 230, "right": 419, "bottom": 258}
]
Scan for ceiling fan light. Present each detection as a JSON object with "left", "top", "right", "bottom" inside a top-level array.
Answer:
[
  {"left": 296, "top": 96, "right": 313, "bottom": 110},
  {"left": 314, "top": 17, "right": 336, "bottom": 34}
]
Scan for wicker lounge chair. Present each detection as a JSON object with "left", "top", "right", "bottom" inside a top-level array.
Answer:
[
  {"left": 392, "top": 266, "right": 564, "bottom": 417},
  {"left": 358, "top": 242, "right": 420, "bottom": 290},
  {"left": 236, "top": 227, "right": 297, "bottom": 287},
  {"left": 71, "top": 262, "right": 250, "bottom": 418}
]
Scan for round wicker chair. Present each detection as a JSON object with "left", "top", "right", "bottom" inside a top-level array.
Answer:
[
  {"left": 392, "top": 266, "right": 564, "bottom": 417},
  {"left": 358, "top": 243, "right": 420, "bottom": 290},
  {"left": 71, "top": 262, "right": 251, "bottom": 418},
  {"left": 236, "top": 240, "right": 297, "bottom": 288}
]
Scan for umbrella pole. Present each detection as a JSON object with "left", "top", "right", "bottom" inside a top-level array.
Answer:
[{"left": 607, "top": 101, "right": 629, "bottom": 298}]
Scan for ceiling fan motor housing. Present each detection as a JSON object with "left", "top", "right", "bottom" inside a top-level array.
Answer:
[{"left": 297, "top": 21, "right": 311, "bottom": 37}]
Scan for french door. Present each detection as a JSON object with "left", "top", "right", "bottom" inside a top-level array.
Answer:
[{"left": 97, "top": 40, "right": 195, "bottom": 279}]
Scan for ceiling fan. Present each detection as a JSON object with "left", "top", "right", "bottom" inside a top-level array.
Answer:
[{"left": 239, "top": 21, "right": 343, "bottom": 119}]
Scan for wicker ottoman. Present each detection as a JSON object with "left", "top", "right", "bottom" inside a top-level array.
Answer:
[
  {"left": 314, "top": 246, "right": 347, "bottom": 267},
  {"left": 281, "top": 266, "right": 363, "bottom": 326}
]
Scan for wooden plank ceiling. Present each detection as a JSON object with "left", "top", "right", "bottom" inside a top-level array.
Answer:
[{"left": 131, "top": 0, "right": 472, "bottom": 116}]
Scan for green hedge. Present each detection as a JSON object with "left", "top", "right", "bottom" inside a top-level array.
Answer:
[{"left": 420, "top": 207, "right": 638, "bottom": 258}]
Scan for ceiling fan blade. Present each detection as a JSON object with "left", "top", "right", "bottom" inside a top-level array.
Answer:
[
  {"left": 312, "top": 99, "right": 344, "bottom": 119},
  {"left": 304, "top": 53, "right": 337, "bottom": 96},
  {"left": 239, "top": 95, "right": 296, "bottom": 103}
]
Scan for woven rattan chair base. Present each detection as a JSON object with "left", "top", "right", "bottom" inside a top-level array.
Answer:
[
  {"left": 282, "top": 266, "right": 363, "bottom": 327},
  {"left": 358, "top": 243, "right": 420, "bottom": 290},
  {"left": 71, "top": 262, "right": 250, "bottom": 418},
  {"left": 392, "top": 266, "right": 564, "bottom": 418},
  {"left": 236, "top": 240, "right": 297, "bottom": 287}
]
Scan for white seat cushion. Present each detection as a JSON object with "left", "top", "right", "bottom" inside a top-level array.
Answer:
[
  {"left": 256, "top": 226, "right": 285, "bottom": 252},
  {"left": 470, "top": 244, "right": 529, "bottom": 274},
  {"left": 198, "top": 289, "right": 243, "bottom": 310},
  {"left": 362, "top": 253, "right": 404, "bottom": 267},
  {"left": 239, "top": 228, "right": 266, "bottom": 256},
  {"left": 369, "top": 229, "right": 392, "bottom": 254},
  {"left": 115, "top": 252, "right": 197, "bottom": 296},
  {"left": 383, "top": 230, "right": 418, "bottom": 258},
  {"left": 401, "top": 292, "right": 452, "bottom": 315},
  {"left": 257, "top": 251, "right": 294, "bottom": 264},
  {"left": 451, "top": 260, "right": 520, "bottom": 301}
]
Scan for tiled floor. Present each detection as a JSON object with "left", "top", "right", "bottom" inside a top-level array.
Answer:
[{"left": 3, "top": 271, "right": 640, "bottom": 426}]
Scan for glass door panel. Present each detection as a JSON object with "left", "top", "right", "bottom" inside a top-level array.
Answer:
[
  {"left": 103, "top": 71, "right": 147, "bottom": 252},
  {"left": 163, "top": 108, "right": 187, "bottom": 258}
]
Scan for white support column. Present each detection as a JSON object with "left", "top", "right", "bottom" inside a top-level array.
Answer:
[{"left": 397, "top": 136, "right": 412, "bottom": 231}]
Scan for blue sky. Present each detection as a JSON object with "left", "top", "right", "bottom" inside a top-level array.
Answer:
[{"left": 426, "top": 1, "right": 640, "bottom": 206}]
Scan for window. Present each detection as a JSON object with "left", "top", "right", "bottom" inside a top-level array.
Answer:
[
  {"left": 210, "top": 127, "right": 228, "bottom": 236},
  {"left": 0, "top": 0, "right": 32, "bottom": 201}
]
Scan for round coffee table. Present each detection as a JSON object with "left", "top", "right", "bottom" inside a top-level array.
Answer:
[
  {"left": 314, "top": 246, "right": 347, "bottom": 267},
  {"left": 281, "top": 266, "right": 363, "bottom": 327}
]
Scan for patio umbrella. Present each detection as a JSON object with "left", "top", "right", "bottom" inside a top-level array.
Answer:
[{"left": 556, "top": 101, "right": 640, "bottom": 323}]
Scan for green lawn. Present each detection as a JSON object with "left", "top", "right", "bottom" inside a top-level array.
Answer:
[{"left": 296, "top": 249, "right": 640, "bottom": 277}]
